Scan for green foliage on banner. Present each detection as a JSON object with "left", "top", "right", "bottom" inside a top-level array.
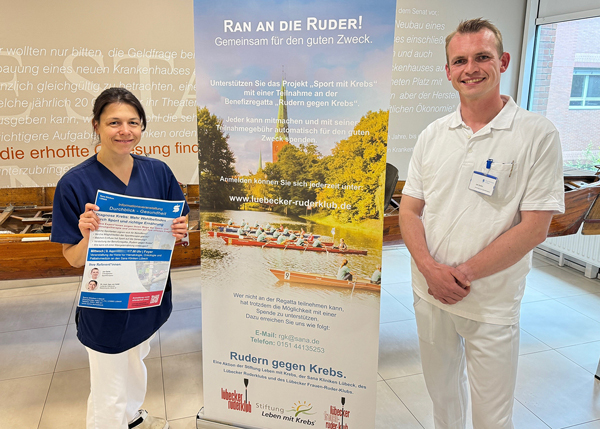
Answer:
[
  {"left": 197, "top": 107, "right": 245, "bottom": 209},
  {"left": 235, "top": 110, "right": 387, "bottom": 222},
  {"left": 263, "top": 142, "right": 325, "bottom": 215},
  {"left": 243, "top": 168, "right": 271, "bottom": 210},
  {"left": 317, "top": 110, "right": 388, "bottom": 223}
]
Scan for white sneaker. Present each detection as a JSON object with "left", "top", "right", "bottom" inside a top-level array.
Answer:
[{"left": 129, "top": 409, "right": 169, "bottom": 429}]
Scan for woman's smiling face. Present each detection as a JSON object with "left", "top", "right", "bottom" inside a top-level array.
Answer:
[{"left": 93, "top": 102, "right": 142, "bottom": 156}]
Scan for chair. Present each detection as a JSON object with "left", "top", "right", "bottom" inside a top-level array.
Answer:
[{"left": 384, "top": 163, "right": 399, "bottom": 212}]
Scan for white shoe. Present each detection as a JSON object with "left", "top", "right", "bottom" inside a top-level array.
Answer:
[{"left": 129, "top": 409, "right": 169, "bottom": 429}]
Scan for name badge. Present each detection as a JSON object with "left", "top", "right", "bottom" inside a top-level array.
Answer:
[{"left": 469, "top": 171, "right": 497, "bottom": 196}]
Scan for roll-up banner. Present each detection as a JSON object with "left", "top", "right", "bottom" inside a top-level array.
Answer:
[
  {"left": 194, "top": 0, "right": 395, "bottom": 427},
  {"left": 0, "top": 0, "right": 198, "bottom": 188}
]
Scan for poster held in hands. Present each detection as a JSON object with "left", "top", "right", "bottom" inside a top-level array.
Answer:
[{"left": 79, "top": 190, "right": 184, "bottom": 310}]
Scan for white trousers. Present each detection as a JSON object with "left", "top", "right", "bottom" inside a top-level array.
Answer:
[
  {"left": 85, "top": 336, "right": 153, "bottom": 429},
  {"left": 414, "top": 296, "right": 519, "bottom": 429}
]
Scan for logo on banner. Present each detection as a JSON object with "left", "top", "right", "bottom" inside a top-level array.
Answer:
[
  {"left": 288, "top": 400, "right": 316, "bottom": 417},
  {"left": 220, "top": 378, "right": 251, "bottom": 413},
  {"left": 272, "top": 400, "right": 316, "bottom": 425},
  {"left": 261, "top": 400, "right": 317, "bottom": 425},
  {"left": 323, "top": 397, "right": 350, "bottom": 429}
]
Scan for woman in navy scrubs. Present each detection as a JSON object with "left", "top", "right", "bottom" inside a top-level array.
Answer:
[{"left": 51, "top": 88, "right": 189, "bottom": 429}]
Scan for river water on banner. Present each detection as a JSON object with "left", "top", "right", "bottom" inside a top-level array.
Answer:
[{"left": 200, "top": 210, "right": 384, "bottom": 306}]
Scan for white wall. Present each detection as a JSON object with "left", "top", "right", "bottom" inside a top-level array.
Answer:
[{"left": 388, "top": 0, "right": 528, "bottom": 178}]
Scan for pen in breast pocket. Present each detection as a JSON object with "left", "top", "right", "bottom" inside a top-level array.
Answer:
[{"left": 509, "top": 161, "right": 514, "bottom": 177}]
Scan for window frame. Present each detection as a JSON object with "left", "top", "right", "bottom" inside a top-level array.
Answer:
[{"left": 517, "top": 0, "right": 600, "bottom": 108}]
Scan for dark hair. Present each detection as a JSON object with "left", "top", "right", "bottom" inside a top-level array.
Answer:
[
  {"left": 88, "top": 280, "right": 98, "bottom": 285},
  {"left": 92, "top": 87, "right": 147, "bottom": 131},
  {"left": 445, "top": 18, "right": 503, "bottom": 65}
]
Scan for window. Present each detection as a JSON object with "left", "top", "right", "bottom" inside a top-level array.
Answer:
[
  {"left": 528, "top": 16, "right": 600, "bottom": 169},
  {"left": 570, "top": 68, "right": 600, "bottom": 108}
]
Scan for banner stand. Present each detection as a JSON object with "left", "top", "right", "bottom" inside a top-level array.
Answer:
[
  {"left": 196, "top": 409, "right": 244, "bottom": 429},
  {"left": 193, "top": 1, "right": 392, "bottom": 427}
]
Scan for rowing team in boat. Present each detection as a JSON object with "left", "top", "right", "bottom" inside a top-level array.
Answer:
[
  {"left": 207, "top": 220, "right": 366, "bottom": 254},
  {"left": 216, "top": 221, "right": 378, "bottom": 284},
  {"left": 235, "top": 220, "right": 308, "bottom": 237},
  {"left": 218, "top": 228, "right": 347, "bottom": 249},
  {"left": 218, "top": 236, "right": 368, "bottom": 255},
  {"left": 238, "top": 226, "right": 348, "bottom": 251},
  {"left": 211, "top": 220, "right": 342, "bottom": 247},
  {"left": 206, "top": 220, "right": 320, "bottom": 238}
]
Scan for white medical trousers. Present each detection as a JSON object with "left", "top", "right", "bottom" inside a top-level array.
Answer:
[
  {"left": 85, "top": 335, "right": 153, "bottom": 429},
  {"left": 414, "top": 296, "right": 519, "bottom": 429}
]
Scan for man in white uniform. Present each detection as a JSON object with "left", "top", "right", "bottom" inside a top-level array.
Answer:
[{"left": 399, "top": 19, "right": 564, "bottom": 429}]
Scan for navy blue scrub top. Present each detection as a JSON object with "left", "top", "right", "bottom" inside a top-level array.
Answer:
[{"left": 51, "top": 154, "right": 190, "bottom": 354}]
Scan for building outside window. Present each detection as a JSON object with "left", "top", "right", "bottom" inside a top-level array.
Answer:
[{"left": 529, "top": 16, "right": 600, "bottom": 169}]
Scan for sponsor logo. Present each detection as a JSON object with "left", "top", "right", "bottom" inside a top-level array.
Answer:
[
  {"left": 288, "top": 401, "right": 316, "bottom": 417},
  {"left": 261, "top": 400, "right": 316, "bottom": 425},
  {"left": 323, "top": 399, "right": 350, "bottom": 429},
  {"left": 220, "top": 378, "right": 251, "bottom": 413}
]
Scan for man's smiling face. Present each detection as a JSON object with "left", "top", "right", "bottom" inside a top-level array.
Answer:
[{"left": 445, "top": 29, "right": 510, "bottom": 102}]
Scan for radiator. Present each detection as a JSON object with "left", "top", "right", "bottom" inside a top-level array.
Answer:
[{"left": 538, "top": 233, "right": 600, "bottom": 278}]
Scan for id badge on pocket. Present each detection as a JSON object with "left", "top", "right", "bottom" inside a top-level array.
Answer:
[{"left": 469, "top": 171, "right": 497, "bottom": 196}]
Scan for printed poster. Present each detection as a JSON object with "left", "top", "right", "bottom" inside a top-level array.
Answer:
[
  {"left": 194, "top": 0, "right": 395, "bottom": 428},
  {"left": 79, "top": 190, "right": 184, "bottom": 310}
]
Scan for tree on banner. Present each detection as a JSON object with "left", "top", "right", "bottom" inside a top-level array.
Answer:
[
  {"left": 263, "top": 142, "right": 325, "bottom": 215},
  {"left": 197, "top": 107, "right": 245, "bottom": 209},
  {"left": 318, "top": 110, "right": 388, "bottom": 223}
]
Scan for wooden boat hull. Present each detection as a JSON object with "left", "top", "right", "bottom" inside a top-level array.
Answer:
[
  {"left": 0, "top": 231, "right": 201, "bottom": 281},
  {"left": 549, "top": 181, "right": 600, "bottom": 237},
  {"left": 383, "top": 180, "right": 404, "bottom": 243},
  {"left": 383, "top": 176, "right": 600, "bottom": 240},
  {"left": 383, "top": 214, "right": 402, "bottom": 243},
  {"left": 221, "top": 237, "right": 367, "bottom": 255},
  {"left": 270, "top": 269, "right": 380, "bottom": 291},
  {"left": 582, "top": 197, "right": 600, "bottom": 235},
  {"left": 1, "top": 185, "right": 201, "bottom": 280}
]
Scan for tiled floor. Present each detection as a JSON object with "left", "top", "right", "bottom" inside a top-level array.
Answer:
[{"left": 1, "top": 248, "right": 599, "bottom": 429}]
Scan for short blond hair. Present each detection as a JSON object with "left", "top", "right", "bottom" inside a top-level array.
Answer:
[{"left": 445, "top": 18, "right": 504, "bottom": 65}]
